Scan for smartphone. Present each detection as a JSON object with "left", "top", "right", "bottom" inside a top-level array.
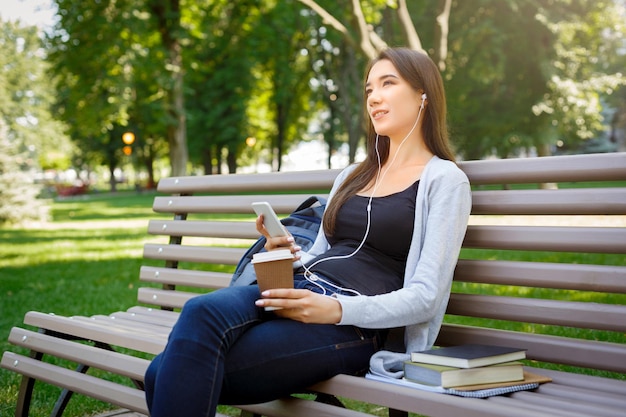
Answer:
[{"left": 252, "top": 201, "right": 287, "bottom": 237}]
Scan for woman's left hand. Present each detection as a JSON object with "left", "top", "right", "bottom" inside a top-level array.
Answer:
[{"left": 255, "top": 289, "right": 343, "bottom": 324}]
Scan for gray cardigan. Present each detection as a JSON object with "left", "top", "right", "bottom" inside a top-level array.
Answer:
[{"left": 299, "top": 156, "right": 472, "bottom": 378}]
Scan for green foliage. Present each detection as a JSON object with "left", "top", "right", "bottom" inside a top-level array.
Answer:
[
  {"left": 0, "top": 19, "right": 73, "bottom": 170},
  {"left": 533, "top": 1, "right": 626, "bottom": 149},
  {"left": 8, "top": 0, "right": 626, "bottom": 179},
  {"left": 255, "top": 1, "right": 317, "bottom": 170},
  {"left": 444, "top": 0, "right": 626, "bottom": 158},
  {"left": 305, "top": 4, "right": 369, "bottom": 165},
  {"left": 185, "top": 0, "right": 262, "bottom": 174},
  {"left": 445, "top": 1, "right": 557, "bottom": 158},
  {"left": 48, "top": 0, "right": 177, "bottom": 183}
]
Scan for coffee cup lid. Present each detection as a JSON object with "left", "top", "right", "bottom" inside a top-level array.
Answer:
[{"left": 251, "top": 249, "right": 293, "bottom": 263}]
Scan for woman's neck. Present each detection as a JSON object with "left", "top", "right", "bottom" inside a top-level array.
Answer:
[{"left": 386, "top": 136, "right": 432, "bottom": 169}]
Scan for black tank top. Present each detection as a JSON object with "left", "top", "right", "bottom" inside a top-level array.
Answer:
[{"left": 304, "top": 180, "right": 418, "bottom": 296}]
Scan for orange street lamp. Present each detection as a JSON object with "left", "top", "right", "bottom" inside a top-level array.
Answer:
[
  {"left": 122, "top": 146, "right": 132, "bottom": 156},
  {"left": 122, "top": 132, "right": 135, "bottom": 145},
  {"left": 246, "top": 136, "right": 256, "bottom": 147}
]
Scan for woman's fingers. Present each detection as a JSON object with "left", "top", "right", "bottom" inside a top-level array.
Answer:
[
  {"left": 255, "top": 289, "right": 342, "bottom": 324},
  {"left": 256, "top": 215, "right": 300, "bottom": 254}
]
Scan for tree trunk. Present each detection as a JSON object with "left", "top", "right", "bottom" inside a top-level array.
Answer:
[
  {"left": 274, "top": 102, "right": 287, "bottom": 171},
  {"left": 169, "top": 52, "right": 188, "bottom": 176},
  {"left": 434, "top": 0, "right": 452, "bottom": 70},
  {"left": 144, "top": 146, "right": 156, "bottom": 189},
  {"left": 108, "top": 162, "right": 117, "bottom": 193},
  {"left": 149, "top": 0, "right": 188, "bottom": 177},
  {"left": 202, "top": 147, "right": 213, "bottom": 175},
  {"left": 536, "top": 142, "right": 557, "bottom": 189},
  {"left": 397, "top": 0, "right": 424, "bottom": 53},
  {"left": 337, "top": 47, "right": 363, "bottom": 164},
  {"left": 227, "top": 147, "right": 237, "bottom": 174}
]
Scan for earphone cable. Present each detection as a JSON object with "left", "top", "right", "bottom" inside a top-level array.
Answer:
[{"left": 301, "top": 97, "right": 426, "bottom": 296}]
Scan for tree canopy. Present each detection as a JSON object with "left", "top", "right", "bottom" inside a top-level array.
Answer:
[{"left": 3, "top": 0, "right": 624, "bottom": 188}]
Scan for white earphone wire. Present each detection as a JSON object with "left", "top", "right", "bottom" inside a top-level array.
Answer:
[{"left": 301, "top": 95, "right": 427, "bottom": 296}]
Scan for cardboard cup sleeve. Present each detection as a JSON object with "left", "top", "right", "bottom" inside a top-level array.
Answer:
[{"left": 252, "top": 249, "right": 294, "bottom": 292}]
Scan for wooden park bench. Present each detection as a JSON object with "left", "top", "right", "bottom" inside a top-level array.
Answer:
[{"left": 2, "top": 152, "right": 626, "bottom": 417}]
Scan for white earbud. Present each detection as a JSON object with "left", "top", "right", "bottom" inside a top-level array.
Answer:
[
  {"left": 420, "top": 93, "right": 427, "bottom": 109},
  {"left": 422, "top": 93, "right": 427, "bottom": 100}
]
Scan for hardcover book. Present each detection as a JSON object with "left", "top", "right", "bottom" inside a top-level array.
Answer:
[
  {"left": 410, "top": 344, "right": 526, "bottom": 368},
  {"left": 403, "top": 361, "right": 524, "bottom": 388}
]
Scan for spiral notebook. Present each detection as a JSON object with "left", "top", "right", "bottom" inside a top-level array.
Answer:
[{"left": 365, "top": 370, "right": 551, "bottom": 398}]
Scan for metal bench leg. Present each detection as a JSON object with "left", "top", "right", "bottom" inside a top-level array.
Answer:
[
  {"left": 14, "top": 351, "right": 43, "bottom": 417},
  {"left": 315, "top": 393, "right": 346, "bottom": 408},
  {"left": 389, "top": 409, "right": 408, "bottom": 417},
  {"left": 50, "top": 362, "right": 90, "bottom": 417}
]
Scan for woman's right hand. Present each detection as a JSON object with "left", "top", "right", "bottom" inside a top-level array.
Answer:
[{"left": 255, "top": 215, "right": 301, "bottom": 257}]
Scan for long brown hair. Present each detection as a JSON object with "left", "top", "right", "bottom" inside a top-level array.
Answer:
[{"left": 323, "top": 47, "right": 455, "bottom": 235}]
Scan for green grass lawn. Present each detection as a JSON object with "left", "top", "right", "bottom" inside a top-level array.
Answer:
[
  {"left": 0, "top": 192, "right": 173, "bottom": 417},
  {"left": 0, "top": 190, "right": 624, "bottom": 417}
]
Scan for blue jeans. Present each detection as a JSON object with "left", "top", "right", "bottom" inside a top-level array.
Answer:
[{"left": 144, "top": 277, "right": 386, "bottom": 417}]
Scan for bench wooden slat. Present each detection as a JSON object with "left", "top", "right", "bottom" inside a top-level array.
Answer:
[
  {"left": 79, "top": 315, "right": 172, "bottom": 335},
  {"left": 50, "top": 314, "right": 171, "bottom": 343},
  {"left": 1, "top": 352, "right": 149, "bottom": 413},
  {"left": 464, "top": 225, "right": 626, "bottom": 253},
  {"left": 530, "top": 368, "right": 626, "bottom": 396},
  {"left": 125, "top": 306, "right": 180, "bottom": 322},
  {"left": 437, "top": 324, "right": 626, "bottom": 373},
  {"left": 154, "top": 188, "right": 626, "bottom": 215},
  {"left": 124, "top": 307, "right": 180, "bottom": 327},
  {"left": 508, "top": 389, "right": 624, "bottom": 417},
  {"left": 459, "top": 152, "right": 626, "bottom": 185},
  {"left": 535, "top": 382, "right": 626, "bottom": 410},
  {"left": 156, "top": 153, "right": 626, "bottom": 192},
  {"left": 148, "top": 219, "right": 258, "bottom": 238},
  {"left": 153, "top": 194, "right": 323, "bottom": 214},
  {"left": 148, "top": 221, "right": 626, "bottom": 254},
  {"left": 7, "top": 328, "right": 149, "bottom": 381},
  {"left": 455, "top": 259, "right": 626, "bottom": 293},
  {"left": 447, "top": 293, "right": 626, "bottom": 332},
  {"left": 139, "top": 266, "right": 231, "bottom": 289},
  {"left": 157, "top": 169, "right": 340, "bottom": 194},
  {"left": 137, "top": 287, "right": 198, "bottom": 310},
  {"left": 109, "top": 310, "right": 179, "bottom": 327},
  {"left": 143, "top": 243, "right": 244, "bottom": 264},
  {"left": 484, "top": 395, "right": 592, "bottom": 417},
  {"left": 471, "top": 188, "right": 626, "bottom": 215},
  {"left": 23, "top": 311, "right": 166, "bottom": 355}
]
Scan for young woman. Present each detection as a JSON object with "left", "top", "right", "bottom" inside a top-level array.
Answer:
[{"left": 144, "top": 47, "right": 471, "bottom": 416}]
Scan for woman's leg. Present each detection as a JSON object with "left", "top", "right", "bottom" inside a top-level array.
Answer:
[
  {"left": 144, "top": 285, "right": 264, "bottom": 417},
  {"left": 144, "top": 278, "right": 384, "bottom": 416},
  {"left": 219, "top": 318, "right": 383, "bottom": 405}
]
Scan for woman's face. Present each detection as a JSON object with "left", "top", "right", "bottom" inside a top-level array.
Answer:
[{"left": 365, "top": 59, "right": 422, "bottom": 140}]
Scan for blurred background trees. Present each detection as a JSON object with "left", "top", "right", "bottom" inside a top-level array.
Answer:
[{"left": 1, "top": 0, "right": 625, "bottom": 219}]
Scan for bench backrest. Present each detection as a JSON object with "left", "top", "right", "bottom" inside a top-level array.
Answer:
[{"left": 140, "top": 152, "right": 626, "bottom": 375}]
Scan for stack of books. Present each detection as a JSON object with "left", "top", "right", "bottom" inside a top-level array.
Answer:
[{"left": 404, "top": 344, "right": 527, "bottom": 388}]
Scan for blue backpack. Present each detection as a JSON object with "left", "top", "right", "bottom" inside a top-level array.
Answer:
[{"left": 229, "top": 196, "right": 327, "bottom": 287}]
